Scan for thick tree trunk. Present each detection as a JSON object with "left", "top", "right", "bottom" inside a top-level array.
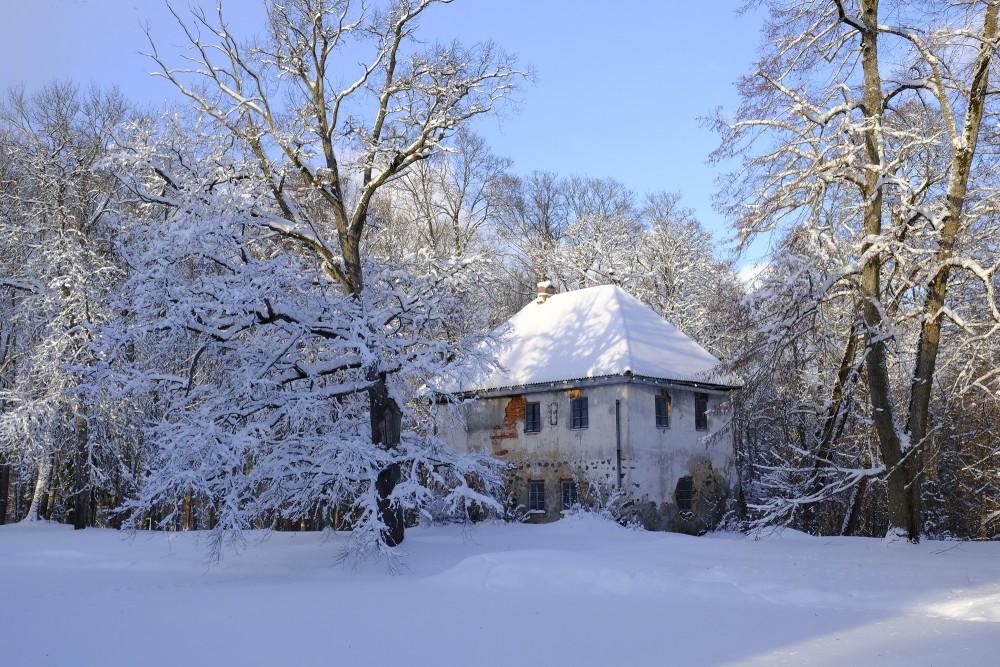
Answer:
[
  {"left": 346, "top": 224, "right": 405, "bottom": 547},
  {"left": 903, "top": 3, "right": 997, "bottom": 540},
  {"left": 368, "top": 369, "right": 404, "bottom": 546},
  {"left": 856, "top": 0, "right": 921, "bottom": 541}
]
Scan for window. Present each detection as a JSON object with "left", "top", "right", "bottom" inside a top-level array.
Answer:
[
  {"left": 675, "top": 476, "right": 694, "bottom": 512},
  {"left": 524, "top": 401, "right": 541, "bottom": 433},
  {"left": 561, "top": 479, "right": 579, "bottom": 510},
  {"left": 528, "top": 481, "right": 545, "bottom": 512},
  {"left": 694, "top": 392, "right": 709, "bottom": 431},
  {"left": 570, "top": 396, "right": 589, "bottom": 429},
  {"left": 655, "top": 390, "right": 671, "bottom": 428}
]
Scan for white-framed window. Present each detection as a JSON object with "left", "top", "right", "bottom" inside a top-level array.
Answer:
[{"left": 528, "top": 480, "right": 545, "bottom": 512}]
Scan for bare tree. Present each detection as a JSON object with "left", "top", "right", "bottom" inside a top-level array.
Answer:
[
  {"left": 492, "top": 170, "right": 570, "bottom": 309},
  {"left": 383, "top": 128, "right": 512, "bottom": 257}
]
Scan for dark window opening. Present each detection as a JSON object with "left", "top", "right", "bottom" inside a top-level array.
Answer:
[
  {"left": 561, "top": 479, "right": 579, "bottom": 510},
  {"left": 694, "top": 392, "right": 709, "bottom": 431},
  {"left": 570, "top": 396, "right": 589, "bottom": 429},
  {"left": 675, "top": 476, "right": 694, "bottom": 512},
  {"left": 655, "top": 391, "right": 672, "bottom": 428},
  {"left": 528, "top": 481, "right": 545, "bottom": 512},
  {"left": 524, "top": 401, "right": 541, "bottom": 433}
]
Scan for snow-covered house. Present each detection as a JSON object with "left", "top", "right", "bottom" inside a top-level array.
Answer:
[{"left": 441, "top": 283, "right": 740, "bottom": 533}]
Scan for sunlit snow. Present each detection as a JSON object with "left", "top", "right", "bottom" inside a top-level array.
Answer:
[{"left": 3, "top": 516, "right": 998, "bottom": 666}]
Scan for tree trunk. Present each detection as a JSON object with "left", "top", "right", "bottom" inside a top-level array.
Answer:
[
  {"left": 70, "top": 405, "right": 91, "bottom": 530},
  {"left": 856, "top": 0, "right": 921, "bottom": 541},
  {"left": 348, "top": 225, "right": 406, "bottom": 547},
  {"left": 804, "top": 325, "right": 858, "bottom": 531},
  {"left": 182, "top": 487, "right": 193, "bottom": 531},
  {"left": 0, "top": 461, "right": 10, "bottom": 525},
  {"left": 841, "top": 476, "right": 868, "bottom": 536},
  {"left": 368, "top": 368, "right": 404, "bottom": 546},
  {"left": 903, "top": 2, "right": 998, "bottom": 541},
  {"left": 23, "top": 456, "right": 54, "bottom": 522}
]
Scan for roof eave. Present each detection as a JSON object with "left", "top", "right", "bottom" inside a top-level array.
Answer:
[{"left": 449, "top": 372, "right": 741, "bottom": 400}]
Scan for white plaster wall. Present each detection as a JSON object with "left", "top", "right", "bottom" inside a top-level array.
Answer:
[{"left": 439, "top": 378, "right": 734, "bottom": 528}]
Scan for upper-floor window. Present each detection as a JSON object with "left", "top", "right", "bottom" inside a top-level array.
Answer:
[
  {"left": 694, "top": 392, "right": 709, "bottom": 431},
  {"left": 570, "top": 395, "right": 589, "bottom": 429},
  {"left": 655, "top": 390, "right": 671, "bottom": 428},
  {"left": 524, "top": 401, "right": 541, "bottom": 433}
]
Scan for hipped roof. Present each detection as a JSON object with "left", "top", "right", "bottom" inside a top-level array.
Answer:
[{"left": 467, "top": 285, "right": 735, "bottom": 392}]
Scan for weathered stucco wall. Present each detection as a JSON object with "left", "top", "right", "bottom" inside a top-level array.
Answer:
[
  {"left": 440, "top": 377, "right": 735, "bottom": 533},
  {"left": 623, "top": 381, "right": 733, "bottom": 533}
]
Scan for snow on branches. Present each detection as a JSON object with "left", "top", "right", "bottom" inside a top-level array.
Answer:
[{"left": 101, "top": 120, "right": 505, "bottom": 559}]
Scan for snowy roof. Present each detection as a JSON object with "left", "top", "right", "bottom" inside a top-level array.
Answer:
[{"left": 467, "top": 285, "right": 732, "bottom": 391}]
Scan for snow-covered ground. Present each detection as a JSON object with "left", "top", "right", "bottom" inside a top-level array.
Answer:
[{"left": 2, "top": 515, "right": 998, "bottom": 666}]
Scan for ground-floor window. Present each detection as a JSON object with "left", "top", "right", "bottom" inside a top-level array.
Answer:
[
  {"left": 528, "top": 480, "right": 545, "bottom": 512},
  {"left": 561, "top": 479, "right": 579, "bottom": 509},
  {"left": 675, "top": 476, "right": 694, "bottom": 512}
]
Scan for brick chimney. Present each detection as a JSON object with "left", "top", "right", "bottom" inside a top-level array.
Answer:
[{"left": 536, "top": 280, "right": 558, "bottom": 304}]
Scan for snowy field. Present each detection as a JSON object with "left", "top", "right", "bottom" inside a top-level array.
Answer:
[{"left": 2, "top": 516, "right": 998, "bottom": 666}]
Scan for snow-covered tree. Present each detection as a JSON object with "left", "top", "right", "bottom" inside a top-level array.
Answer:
[
  {"left": 140, "top": 0, "right": 523, "bottom": 547},
  {"left": 377, "top": 128, "right": 512, "bottom": 259},
  {"left": 0, "top": 82, "right": 132, "bottom": 527},
  {"left": 99, "top": 113, "right": 508, "bottom": 557}
]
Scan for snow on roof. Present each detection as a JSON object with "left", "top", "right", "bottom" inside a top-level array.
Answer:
[{"left": 468, "top": 285, "right": 730, "bottom": 391}]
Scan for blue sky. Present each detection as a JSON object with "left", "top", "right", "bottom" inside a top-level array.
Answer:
[{"left": 2, "top": 1, "right": 765, "bottom": 261}]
